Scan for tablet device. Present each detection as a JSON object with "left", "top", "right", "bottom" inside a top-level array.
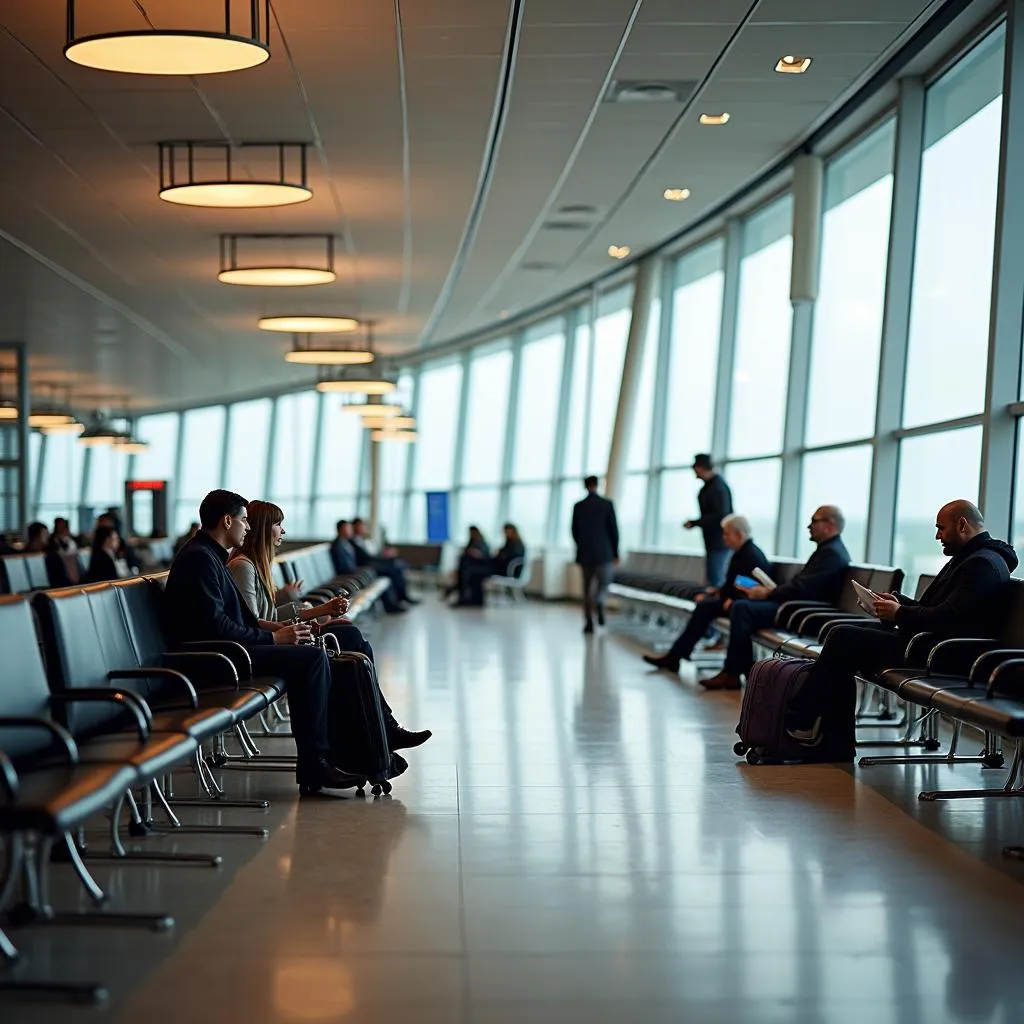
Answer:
[
  {"left": 733, "top": 575, "right": 759, "bottom": 590},
  {"left": 851, "top": 579, "right": 878, "bottom": 614}
]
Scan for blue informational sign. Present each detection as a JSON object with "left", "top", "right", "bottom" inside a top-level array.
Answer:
[{"left": 425, "top": 491, "right": 450, "bottom": 543}]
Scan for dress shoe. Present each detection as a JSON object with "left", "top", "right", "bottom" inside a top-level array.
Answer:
[
  {"left": 583, "top": 619, "right": 594, "bottom": 634},
  {"left": 699, "top": 670, "right": 742, "bottom": 691},
  {"left": 701, "top": 640, "right": 726, "bottom": 653},
  {"left": 597, "top": 604, "right": 606, "bottom": 626},
  {"left": 643, "top": 654, "right": 680, "bottom": 672},
  {"left": 388, "top": 726, "right": 432, "bottom": 751},
  {"left": 300, "top": 762, "right": 366, "bottom": 796},
  {"left": 402, "top": 596, "right": 421, "bottom": 606}
]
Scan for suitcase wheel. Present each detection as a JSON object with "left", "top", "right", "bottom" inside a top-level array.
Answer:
[
  {"left": 733, "top": 742, "right": 748, "bottom": 756},
  {"left": 746, "top": 749, "right": 762, "bottom": 765},
  {"left": 371, "top": 780, "right": 394, "bottom": 797}
]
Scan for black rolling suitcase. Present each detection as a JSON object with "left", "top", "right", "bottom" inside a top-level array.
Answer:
[{"left": 326, "top": 649, "right": 407, "bottom": 795}]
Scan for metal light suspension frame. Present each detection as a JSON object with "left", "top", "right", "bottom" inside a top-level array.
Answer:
[
  {"left": 159, "top": 141, "right": 311, "bottom": 208},
  {"left": 219, "top": 234, "right": 336, "bottom": 286},
  {"left": 65, "top": 0, "right": 271, "bottom": 76},
  {"left": 314, "top": 327, "right": 392, "bottom": 388}
]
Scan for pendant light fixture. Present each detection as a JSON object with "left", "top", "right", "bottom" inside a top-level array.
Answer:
[
  {"left": 159, "top": 142, "right": 311, "bottom": 208},
  {"left": 362, "top": 415, "right": 415, "bottom": 430},
  {"left": 219, "top": 234, "right": 336, "bottom": 287},
  {"left": 0, "top": 370, "right": 17, "bottom": 420},
  {"left": 112, "top": 434, "right": 149, "bottom": 454},
  {"left": 265, "top": 316, "right": 360, "bottom": 334},
  {"left": 315, "top": 340, "right": 392, "bottom": 391},
  {"left": 283, "top": 333, "right": 372, "bottom": 366},
  {"left": 78, "top": 413, "right": 123, "bottom": 447},
  {"left": 64, "top": 0, "right": 271, "bottom": 76},
  {"left": 342, "top": 403, "right": 403, "bottom": 418},
  {"left": 371, "top": 429, "right": 418, "bottom": 442}
]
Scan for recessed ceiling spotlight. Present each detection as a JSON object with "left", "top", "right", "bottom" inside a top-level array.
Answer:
[
  {"left": 699, "top": 112, "right": 730, "bottom": 125},
  {"left": 608, "top": 245, "right": 631, "bottom": 260},
  {"left": 663, "top": 187, "right": 691, "bottom": 202},
  {"left": 775, "top": 55, "right": 812, "bottom": 74}
]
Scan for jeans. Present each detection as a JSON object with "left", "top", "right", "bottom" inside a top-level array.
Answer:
[
  {"left": 723, "top": 599, "right": 780, "bottom": 675},
  {"left": 249, "top": 645, "right": 332, "bottom": 787},
  {"left": 580, "top": 563, "right": 612, "bottom": 620},
  {"left": 705, "top": 548, "right": 731, "bottom": 589}
]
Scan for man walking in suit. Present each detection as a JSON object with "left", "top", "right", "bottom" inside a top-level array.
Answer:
[
  {"left": 571, "top": 476, "right": 620, "bottom": 634},
  {"left": 684, "top": 454, "right": 733, "bottom": 588}
]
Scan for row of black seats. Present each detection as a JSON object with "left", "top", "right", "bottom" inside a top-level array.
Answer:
[
  {"left": 275, "top": 544, "right": 392, "bottom": 620},
  {"left": 0, "top": 574, "right": 290, "bottom": 1004}
]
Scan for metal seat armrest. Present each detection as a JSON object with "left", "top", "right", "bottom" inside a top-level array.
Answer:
[
  {"left": 0, "top": 717, "right": 78, "bottom": 763},
  {"left": 179, "top": 641, "right": 253, "bottom": 680},
  {"left": 969, "top": 649, "right": 1024, "bottom": 688},
  {"left": 108, "top": 668, "right": 199, "bottom": 709},
  {"left": 796, "top": 611, "right": 867, "bottom": 637},
  {"left": 48, "top": 689, "right": 151, "bottom": 740},
  {"left": 925, "top": 637, "right": 1001, "bottom": 677},
  {"left": 902, "top": 632, "right": 938, "bottom": 666},
  {"left": 987, "top": 658, "right": 1024, "bottom": 698},
  {"left": 0, "top": 751, "right": 19, "bottom": 800},
  {"left": 774, "top": 600, "right": 830, "bottom": 629},
  {"left": 162, "top": 651, "right": 239, "bottom": 689}
]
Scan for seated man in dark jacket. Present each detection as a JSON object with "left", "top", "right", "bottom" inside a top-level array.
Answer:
[
  {"left": 786, "top": 499, "right": 1017, "bottom": 761},
  {"left": 351, "top": 517, "right": 418, "bottom": 612},
  {"left": 643, "top": 514, "right": 769, "bottom": 672},
  {"left": 330, "top": 519, "right": 359, "bottom": 576},
  {"left": 701, "top": 505, "right": 851, "bottom": 691},
  {"left": 164, "top": 489, "right": 364, "bottom": 796}
]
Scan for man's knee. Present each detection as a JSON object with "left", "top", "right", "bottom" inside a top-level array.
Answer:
[{"left": 729, "top": 600, "right": 754, "bottom": 625}]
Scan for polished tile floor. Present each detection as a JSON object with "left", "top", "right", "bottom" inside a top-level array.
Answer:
[{"left": 6, "top": 600, "right": 1024, "bottom": 1023}]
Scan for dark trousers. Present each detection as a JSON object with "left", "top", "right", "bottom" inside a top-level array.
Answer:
[
  {"left": 457, "top": 555, "right": 493, "bottom": 606},
  {"left": 667, "top": 598, "right": 725, "bottom": 661},
  {"left": 723, "top": 600, "right": 780, "bottom": 675},
  {"left": 705, "top": 548, "right": 730, "bottom": 589},
  {"left": 580, "top": 562, "right": 612, "bottom": 620},
  {"left": 789, "top": 622, "right": 907, "bottom": 751},
  {"left": 373, "top": 558, "right": 410, "bottom": 605},
  {"left": 249, "top": 645, "right": 332, "bottom": 787}
]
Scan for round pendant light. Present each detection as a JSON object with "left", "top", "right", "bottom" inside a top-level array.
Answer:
[
  {"left": 317, "top": 379, "right": 396, "bottom": 395},
  {"left": 362, "top": 415, "right": 415, "bottom": 430},
  {"left": 263, "top": 316, "right": 360, "bottom": 334},
  {"left": 112, "top": 434, "right": 149, "bottom": 453},
  {"left": 159, "top": 142, "right": 311, "bottom": 209},
  {"left": 64, "top": 2, "right": 271, "bottom": 76},
  {"left": 0, "top": 402, "right": 17, "bottom": 420},
  {"left": 371, "top": 429, "right": 418, "bottom": 442},
  {"left": 285, "top": 349, "right": 373, "bottom": 366},
  {"left": 219, "top": 234, "right": 336, "bottom": 286},
  {"left": 39, "top": 421, "right": 86, "bottom": 436},
  {"left": 28, "top": 409, "right": 76, "bottom": 428}
]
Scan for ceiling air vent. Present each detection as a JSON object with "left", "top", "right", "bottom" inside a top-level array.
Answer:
[
  {"left": 557, "top": 203, "right": 598, "bottom": 217},
  {"left": 519, "top": 261, "right": 558, "bottom": 272},
  {"left": 604, "top": 79, "right": 695, "bottom": 104},
  {"left": 542, "top": 220, "right": 590, "bottom": 231}
]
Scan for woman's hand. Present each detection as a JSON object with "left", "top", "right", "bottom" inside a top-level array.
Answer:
[
  {"left": 273, "top": 622, "right": 313, "bottom": 645},
  {"left": 320, "top": 595, "right": 349, "bottom": 618},
  {"left": 279, "top": 580, "right": 303, "bottom": 601}
]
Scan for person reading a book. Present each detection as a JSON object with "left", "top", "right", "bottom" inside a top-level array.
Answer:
[
  {"left": 785, "top": 499, "right": 1017, "bottom": 760},
  {"left": 699, "top": 505, "right": 851, "bottom": 691},
  {"left": 642, "top": 514, "right": 771, "bottom": 672}
]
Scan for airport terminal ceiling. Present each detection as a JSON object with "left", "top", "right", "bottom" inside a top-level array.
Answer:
[{"left": 0, "top": 0, "right": 984, "bottom": 411}]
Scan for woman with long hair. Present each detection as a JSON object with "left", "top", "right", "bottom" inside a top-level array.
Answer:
[
  {"left": 84, "top": 523, "right": 131, "bottom": 584},
  {"left": 450, "top": 522, "right": 525, "bottom": 607},
  {"left": 229, "top": 500, "right": 431, "bottom": 753}
]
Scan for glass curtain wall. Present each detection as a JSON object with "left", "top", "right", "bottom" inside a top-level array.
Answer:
[{"left": 71, "top": 19, "right": 1012, "bottom": 582}]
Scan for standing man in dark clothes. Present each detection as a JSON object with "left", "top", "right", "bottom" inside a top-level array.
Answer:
[
  {"left": 164, "top": 489, "right": 364, "bottom": 796},
  {"left": 572, "top": 475, "right": 620, "bottom": 634},
  {"left": 786, "top": 500, "right": 1018, "bottom": 761},
  {"left": 700, "top": 505, "right": 850, "bottom": 691},
  {"left": 684, "top": 454, "right": 733, "bottom": 588},
  {"left": 642, "top": 514, "right": 770, "bottom": 672}
]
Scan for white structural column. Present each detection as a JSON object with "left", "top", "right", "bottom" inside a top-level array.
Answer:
[
  {"left": 776, "top": 153, "right": 823, "bottom": 555},
  {"left": 864, "top": 78, "right": 924, "bottom": 564},
  {"left": 605, "top": 255, "right": 660, "bottom": 501},
  {"left": 369, "top": 436, "right": 381, "bottom": 539},
  {"left": 980, "top": 1, "right": 1024, "bottom": 538}
]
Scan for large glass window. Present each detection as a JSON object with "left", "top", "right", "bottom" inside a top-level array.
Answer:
[
  {"left": 266, "top": 392, "right": 319, "bottom": 534},
  {"left": 562, "top": 314, "right": 590, "bottom": 480},
  {"left": 586, "top": 288, "right": 632, "bottom": 475},
  {"left": 657, "top": 469, "right": 706, "bottom": 553},
  {"left": 38, "top": 431, "right": 85, "bottom": 523},
  {"left": 224, "top": 398, "right": 272, "bottom": 499},
  {"left": 894, "top": 427, "right": 983, "bottom": 593},
  {"left": 806, "top": 122, "right": 895, "bottom": 446},
  {"left": 414, "top": 361, "right": 463, "bottom": 490},
  {"left": 86, "top": 445, "right": 130, "bottom": 512},
  {"left": 728, "top": 197, "right": 794, "bottom": 458},
  {"left": 309, "top": 394, "right": 366, "bottom": 537},
  {"left": 663, "top": 240, "right": 724, "bottom": 467},
  {"left": 133, "top": 413, "right": 179, "bottom": 481},
  {"left": 617, "top": 473, "right": 649, "bottom": 551},
  {"left": 626, "top": 298, "right": 661, "bottom": 472},
  {"left": 179, "top": 407, "right": 226, "bottom": 500},
  {"left": 723, "top": 458, "right": 782, "bottom": 553},
  {"left": 507, "top": 483, "right": 550, "bottom": 552},
  {"left": 456, "top": 487, "right": 502, "bottom": 545},
  {"left": 904, "top": 27, "right": 1005, "bottom": 428},
  {"left": 462, "top": 345, "right": 512, "bottom": 486},
  {"left": 799, "top": 446, "right": 873, "bottom": 561},
  {"left": 511, "top": 319, "right": 565, "bottom": 482}
]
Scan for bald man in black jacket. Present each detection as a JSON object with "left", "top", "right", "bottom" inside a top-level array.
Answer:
[{"left": 786, "top": 499, "right": 1017, "bottom": 761}]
